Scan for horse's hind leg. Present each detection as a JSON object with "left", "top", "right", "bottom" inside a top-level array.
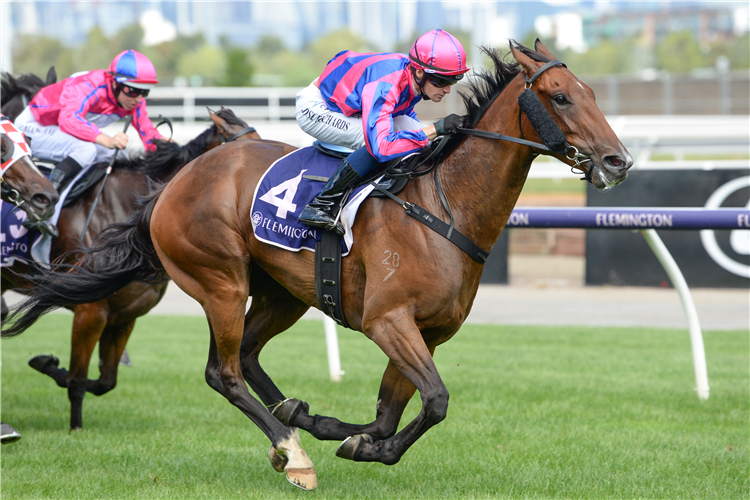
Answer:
[
  {"left": 160, "top": 252, "right": 316, "bottom": 489},
  {"left": 239, "top": 279, "right": 311, "bottom": 406}
]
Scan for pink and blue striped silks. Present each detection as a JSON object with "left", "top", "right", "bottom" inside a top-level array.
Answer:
[{"left": 318, "top": 51, "right": 429, "bottom": 163}]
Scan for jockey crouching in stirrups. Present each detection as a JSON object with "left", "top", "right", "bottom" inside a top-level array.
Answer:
[
  {"left": 296, "top": 29, "right": 470, "bottom": 236},
  {"left": 13, "top": 50, "right": 164, "bottom": 237}
]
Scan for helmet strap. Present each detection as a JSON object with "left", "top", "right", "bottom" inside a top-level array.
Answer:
[
  {"left": 111, "top": 81, "right": 125, "bottom": 108},
  {"left": 411, "top": 66, "right": 430, "bottom": 100}
]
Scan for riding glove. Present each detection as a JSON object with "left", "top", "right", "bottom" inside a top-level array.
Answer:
[{"left": 434, "top": 114, "right": 465, "bottom": 136}]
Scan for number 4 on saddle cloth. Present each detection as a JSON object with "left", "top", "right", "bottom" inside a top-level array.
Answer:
[{"left": 251, "top": 146, "right": 380, "bottom": 256}]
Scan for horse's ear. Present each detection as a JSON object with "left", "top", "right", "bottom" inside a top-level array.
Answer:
[
  {"left": 46, "top": 66, "right": 57, "bottom": 85},
  {"left": 509, "top": 41, "right": 543, "bottom": 78},
  {"left": 533, "top": 39, "right": 557, "bottom": 61},
  {"left": 208, "top": 106, "right": 234, "bottom": 138}
]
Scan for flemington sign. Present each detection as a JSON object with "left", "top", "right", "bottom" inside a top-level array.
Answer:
[
  {"left": 584, "top": 170, "right": 750, "bottom": 287},
  {"left": 506, "top": 207, "right": 750, "bottom": 230}
]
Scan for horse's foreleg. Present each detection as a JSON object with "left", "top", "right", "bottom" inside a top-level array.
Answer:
[
  {"left": 66, "top": 302, "right": 108, "bottom": 430},
  {"left": 337, "top": 312, "right": 448, "bottom": 465},
  {"left": 283, "top": 359, "right": 416, "bottom": 442},
  {"left": 88, "top": 320, "right": 136, "bottom": 396}
]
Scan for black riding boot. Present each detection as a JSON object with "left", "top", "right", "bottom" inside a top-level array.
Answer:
[
  {"left": 299, "top": 159, "right": 362, "bottom": 236},
  {"left": 49, "top": 156, "right": 83, "bottom": 194}
]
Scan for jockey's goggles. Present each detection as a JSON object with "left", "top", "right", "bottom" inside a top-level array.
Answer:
[
  {"left": 426, "top": 72, "right": 464, "bottom": 88},
  {"left": 121, "top": 84, "right": 150, "bottom": 98}
]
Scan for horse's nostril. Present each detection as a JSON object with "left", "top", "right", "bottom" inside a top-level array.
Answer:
[
  {"left": 604, "top": 155, "right": 631, "bottom": 170},
  {"left": 32, "top": 193, "right": 53, "bottom": 208}
]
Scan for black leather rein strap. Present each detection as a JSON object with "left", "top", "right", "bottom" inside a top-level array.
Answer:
[
  {"left": 456, "top": 127, "right": 553, "bottom": 152},
  {"left": 369, "top": 179, "right": 489, "bottom": 264},
  {"left": 224, "top": 127, "right": 257, "bottom": 143}
]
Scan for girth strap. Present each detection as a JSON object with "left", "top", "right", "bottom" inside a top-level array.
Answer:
[{"left": 314, "top": 230, "right": 350, "bottom": 328}]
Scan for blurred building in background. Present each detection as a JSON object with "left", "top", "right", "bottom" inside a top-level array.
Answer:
[
  {"left": 0, "top": 0, "right": 750, "bottom": 77},
  {"left": 7, "top": 1, "right": 747, "bottom": 68}
]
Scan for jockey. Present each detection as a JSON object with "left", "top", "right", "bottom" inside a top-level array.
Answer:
[
  {"left": 296, "top": 29, "right": 470, "bottom": 235},
  {"left": 14, "top": 50, "right": 164, "bottom": 198}
]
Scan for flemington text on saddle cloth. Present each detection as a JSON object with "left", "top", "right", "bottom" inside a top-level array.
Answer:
[{"left": 250, "top": 146, "right": 376, "bottom": 256}]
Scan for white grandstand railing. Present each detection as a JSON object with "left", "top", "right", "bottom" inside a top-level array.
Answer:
[{"left": 147, "top": 87, "right": 300, "bottom": 123}]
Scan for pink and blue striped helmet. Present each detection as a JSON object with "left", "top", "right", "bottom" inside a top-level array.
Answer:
[
  {"left": 409, "top": 29, "right": 470, "bottom": 77},
  {"left": 108, "top": 50, "right": 158, "bottom": 89}
]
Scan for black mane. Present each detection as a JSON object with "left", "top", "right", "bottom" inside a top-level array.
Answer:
[
  {"left": 115, "top": 108, "right": 247, "bottom": 180},
  {"left": 441, "top": 42, "right": 550, "bottom": 154},
  {"left": 461, "top": 43, "right": 550, "bottom": 128},
  {"left": 1, "top": 72, "right": 46, "bottom": 106}
]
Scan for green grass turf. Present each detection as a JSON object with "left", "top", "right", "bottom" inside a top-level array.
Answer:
[{"left": 1, "top": 313, "right": 747, "bottom": 499}]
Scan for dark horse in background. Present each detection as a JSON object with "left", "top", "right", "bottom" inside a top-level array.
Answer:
[
  {"left": 2, "top": 108, "right": 260, "bottom": 430},
  {"left": 4, "top": 42, "right": 632, "bottom": 490},
  {"left": 1, "top": 67, "right": 57, "bottom": 122}
]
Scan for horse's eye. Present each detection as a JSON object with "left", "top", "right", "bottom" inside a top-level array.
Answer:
[{"left": 553, "top": 94, "right": 569, "bottom": 105}]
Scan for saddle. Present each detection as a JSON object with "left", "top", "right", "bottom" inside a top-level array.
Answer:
[{"left": 33, "top": 159, "right": 109, "bottom": 207}]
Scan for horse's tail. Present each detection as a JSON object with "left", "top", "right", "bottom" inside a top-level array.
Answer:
[{"left": 2, "top": 188, "right": 166, "bottom": 337}]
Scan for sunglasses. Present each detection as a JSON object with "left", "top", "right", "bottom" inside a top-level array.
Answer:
[
  {"left": 427, "top": 73, "right": 463, "bottom": 88},
  {"left": 121, "top": 85, "right": 150, "bottom": 98}
]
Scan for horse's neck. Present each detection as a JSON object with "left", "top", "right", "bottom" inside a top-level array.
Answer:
[{"left": 438, "top": 77, "right": 535, "bottom": 253}]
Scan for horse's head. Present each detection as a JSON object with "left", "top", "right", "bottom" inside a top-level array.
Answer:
[
  {"left": 207, "top": 107, "right": 260, "bottom": 149},
  {"left": 510, "top": 40, "right": 632, "bottom": 190},
  {"left": 1, "top": 134, "right": 58, "bottom": 221}
]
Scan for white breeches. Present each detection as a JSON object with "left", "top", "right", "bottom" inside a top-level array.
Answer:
[
  {"left": 295, "top": 80, "right": 421, "bottom": 152},
  {"left": 14, "top": 107, "right": 115, "bottom": 168}
]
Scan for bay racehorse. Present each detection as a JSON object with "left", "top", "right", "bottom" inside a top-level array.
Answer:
[
  {"left": 1, "top": 117, "right": 58, "bottom": 222},
  {"left": 2, "top": 108, "right": 259, "bottom": 430},
  {"left": 1, "top": 67, "right": 57, "bottom": 122},
  {"left": 4, "top": 42, "right": 632, "bottom": 490}
]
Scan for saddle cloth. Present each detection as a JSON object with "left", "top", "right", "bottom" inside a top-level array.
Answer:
[
  {"left": 251, "top": 146, "right": 376, "bottom": 256},
  {"left": 1, "top": 203, "right": 38, "bottom": 267}
]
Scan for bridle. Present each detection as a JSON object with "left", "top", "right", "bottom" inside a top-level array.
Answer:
[
  {"left": 457, "top": 58, "right": 593, "bottom": 182},
  {"left": 220, "top": 126, "right": 257, "bottom": 144},
  {"left": 1, "top": 155, "right": 46, "bottom": 214}
]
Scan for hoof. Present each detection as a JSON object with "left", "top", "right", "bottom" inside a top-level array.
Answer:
[
  {"left": 29, "top": 354, "right": 59, "bottom": 373},
  {"left": 336, "top": 434, "right": 373, "bottom": 461},
  {"left": 285, "top": 467, "right": 317, "bottom": 491},
  {"left": 268, "top": 446, "right": 288, "bottom": 473},
  {"left": 271, "top": 398, "right": 309, "bottom": 426}
]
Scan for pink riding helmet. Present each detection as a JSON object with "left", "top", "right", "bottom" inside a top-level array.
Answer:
[
  {"left": 409, "top": 29, "right": 470, "bottom": 76},
  {"left": 108, "top": 50, "right": 159, "bottom": 89}
]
